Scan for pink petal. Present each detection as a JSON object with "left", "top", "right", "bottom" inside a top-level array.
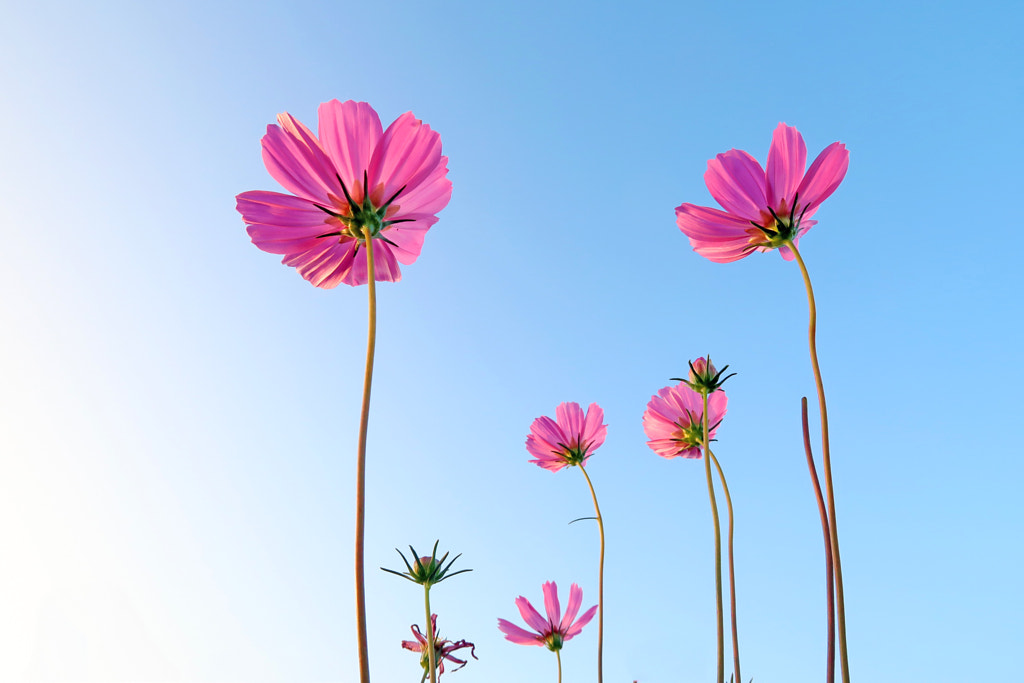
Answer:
[
  {"left": 564, "top": 604, "right": 598, "bottom": 640},
  {"left": 368, "top": 112, "right": 446, "bottom": 211},
  {"left": 555, "top": 403, "right": 585, "bottom": 444},
  {"left": 542, "top": 581, "right": 561, "bottom": 628},
  {"left": 515, "top": 595, "right": 549, "bottom": 635},
  {"left": 389, "top": 157, "right": 453, "bottom": 217},
  {"left": 559, "top": 583, "right": 583, "bottom": 632},
  {"left": 795, "top": 141, "right": 849, "bottom": 214},
  {"left": 237, "top": 191, "right": 333, "bottom": 256},
  {"left": 381, "top": 220, "right": 433, "bottom": 266},
  {"left": 343, "top": 239, "right": 402, "bottom": 286},
  {"left": 704, "top": 149, "right": 767, "bottom": 222},
  {"left": 317, "top": 100, "right": 384, "bottom": 202},
  {"left": 260, "top": 113, "right": 341, "bottom": 205},
  {"left": 582, "top": 403, "right": 607, "bottom": 452},
  {"left": 401, "top": 640, "right": 424, "bottom": 652},
  {"left": 284, "top": 240, "right": 358, "bottom": 289},
  {"left": 766, "top": 123, "right": 807, "bottom": 212},
  {"left": 497, "top": 619, "right": 543, "bottom": 646},
  {"left": 675, "top": 204, "right": 758, "bottom": 264}
]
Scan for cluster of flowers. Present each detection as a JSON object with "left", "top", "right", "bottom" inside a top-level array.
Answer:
[{"left": 237, "top": 100, "right": 850, "bottom": 683}]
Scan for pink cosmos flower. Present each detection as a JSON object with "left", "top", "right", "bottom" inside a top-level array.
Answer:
[
  {"left": 497, "top": 581, "right": 598, "bottom": 652},
  {"left": 675, "top": 123, "right": 849, "bottom": 263},
  {"left": 402, "top": 614, "right": 477, "bottom": 676},
  {"left": 236, "top": 99, "right": 452, "bottom": 288},
  {"left": 643, "top": 382, "right": 728, "bottom": 459},
  {"left": 526, "top": 402, "right": 608, "bottom": 472}
]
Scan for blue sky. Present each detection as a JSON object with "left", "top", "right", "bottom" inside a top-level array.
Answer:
[{"left": 1, "top": 0, "right": 1021, "bottom": 681}]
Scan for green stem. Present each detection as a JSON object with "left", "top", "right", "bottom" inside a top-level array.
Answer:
[
  {"left": 708, "top": 449, "right": 740, "bottom": 683},
  {"left": 424, "top": 585, "right": 437, "bottom": 683},
  {"left": 702, "top": 392, "right": 724, "bottom": 683},
  {"left": 788, "top": 240, "right": 850, "bottom": 683},
  {"left": 355, "top": 235, "right": 377, "bottom": 683},
  {"left": 802, "top": 397, "right": 836, "bottom": 683},
  {"left": 556, "top": 648, "right": 562, "bottom": 683},
  {"left": 579, "top": 466, "right": 605, "bottom": 683}
]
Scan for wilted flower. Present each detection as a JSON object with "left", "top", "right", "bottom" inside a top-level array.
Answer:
[
  {"left": 497, "top": 581, "right": 597, "bottom": 652},
  {"left": 236, "top": 99, "right": 452, "bottom": 287},
  {"left": 643, "top": 382, "right": 728, "bottom": 459},
  {"left": 526, "top": 402, "right": 607, "bottom": 472},
  {"left": 402, "top": 614, "right": 477, "bottom": 676},
  {"left": 675, "top": 123, "right": 848, "bottom": 263}
]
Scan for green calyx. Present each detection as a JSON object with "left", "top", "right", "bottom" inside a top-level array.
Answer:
[
  {"left": 380, "top": 540, "right": 473, "bottom": 587},
  {"left": 545, "top": 633, "right": 564, "bottom": 652},
  {"left": 314, "top": 171, "right": 409, "bottom": 243}
]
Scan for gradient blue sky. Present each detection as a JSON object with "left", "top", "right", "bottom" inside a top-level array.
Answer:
[{"left": 1, "top": 1, "right": 1021, "bottom": 681}]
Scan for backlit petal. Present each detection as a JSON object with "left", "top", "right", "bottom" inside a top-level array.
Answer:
[
  {"left": 705, "top": 149, "right": 767, "bottom": 221},
  {"left": 317, "top": 99, "right": 383, "bottom": 201},
  {"left": 261, "top": 113, "right": 341, "bottom": 205},
  {"left": 766, "top": 123, "right": 807, "bottom": 211},
  {"left": 796, "top": 141, "right": 849, "bottom": 214}
]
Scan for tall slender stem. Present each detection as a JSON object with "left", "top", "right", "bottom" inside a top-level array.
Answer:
[
  {"left": 424, "top": 586, "right": 438, "bottom": 683},
  {"left": 708, "top": 450, "right": 740, "bottom": 683},
  {"left": 579, "top": 466, "right": 605, "bottom": 683},
  {"left": 702, "top": 392, "right": 724, "bottom": 683},
  {"left": 802, "top": 397, "right": 836, "bottom": 683},
  {"left": 355, "top": 235, "right": 377, "bottom": 683},
  {"left": 788, "top": 241, "right": 850, "bottom": 683},
  {"left": 556, "top": 648, "right": 563, "bottom": 683}
]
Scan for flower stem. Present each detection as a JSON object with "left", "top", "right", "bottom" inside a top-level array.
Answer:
[
  {"left": 424, "top": 586, "right": 438, "bottom": 683},
  {"left": 787, "top": 241, "right": 850, "bottom": 683},
  {"left": 556, "top": 648, "right": 562, "bottom": 683},
  {"left": 802, "top": 397, "right": 835, "bottom": 683},
  {"left": 702, "top": 392, "right": 724, "bottom": 683},
  {"left": 355, "top": 235, "right": 377, "bottom": 683},
  {"left": 708, "top": 449, "right": 740, "bottom": 683},
  {"left": 579, "top": 466, "right": 605, "bottom": 683}
]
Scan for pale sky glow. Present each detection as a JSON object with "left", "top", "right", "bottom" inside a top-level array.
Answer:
[{"left": 1, "top": 1, "right": 1022, "bottom": 682}]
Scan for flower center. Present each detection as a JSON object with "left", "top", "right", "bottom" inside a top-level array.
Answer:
[
  {"left": 554, "top": 438, "right": 592, "bottom": 467},
  {"left": 313, "top": 171, "right": 411, "bottom": 244},
  {"left": 747, "top": 192, "right": 808, "bottom": 249},
  {"left": 671, "top": 411, "right": 705, "bottom": 450}
]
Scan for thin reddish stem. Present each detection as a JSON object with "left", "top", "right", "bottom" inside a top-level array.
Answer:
[
  {"left": 789, "top": 241, "right": 850, "bottom": 683},
  {"left": 709, "top": 450, "right": 741, "bottom": 683},
  {"left": 803, "top": 397, "right": 835, "bottom": 683}
]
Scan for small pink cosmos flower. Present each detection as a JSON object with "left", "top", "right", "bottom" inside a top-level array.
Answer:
[
  {"left": 643, "top": 382, "right": 728, "bottom": 459},
  {"left": 497, "top": 581, "right": 598, "bottom": 652},
  {"left": 526, "top": 402, "right": 608, "bottom": 472},
  {"left": 675, "top": 123, "right": 849, "bottom": 263},
  {"left": 236, "top": 99, "right": 452, "bottom": 288},
  {"left": 402, "top": 614, "right": 477, "bottom": 676}
]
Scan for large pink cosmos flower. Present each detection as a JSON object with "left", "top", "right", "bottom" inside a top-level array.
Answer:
[
  {"left": 497, "top": 581, "right": 598, "bottom": 652},
  {"left": 643, "top": 382, "right": 728, "bottom": 459},
  {"left": 236, "top": 99, "right": 452, "bottom": 288},
  {"left": 526, "top": 402, "right": 608, "bottom": 472},
  {"left": 401, "top": 614, "right": 477, "bottom": 676},
  {"left": 675, "top": 123, "right": 848, "bottom": 263}
]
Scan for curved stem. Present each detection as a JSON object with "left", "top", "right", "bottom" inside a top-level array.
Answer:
[
  {"left": 802, "top": 397, "right": 835, "bottom": 683},
  {"left": 579, "top": 466, "right": 605, "bottom": 683},
  {"left": 788, "top": 241, "right": 849, "bottom": 683},
  {"left": 424, "top": 586, "right": 437, "bottom": 683},
  {"left": 702, "top": 392, "right": 724, "bottom": 683},
  {"left": 556, "top": 648, "right": 562, "bottom": 683},
  {"left": 708, "top": 449, "right": 740, "bottom": 683},
  {"left": 355, "top": 236, "right": 377, "bottom": 683}
]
